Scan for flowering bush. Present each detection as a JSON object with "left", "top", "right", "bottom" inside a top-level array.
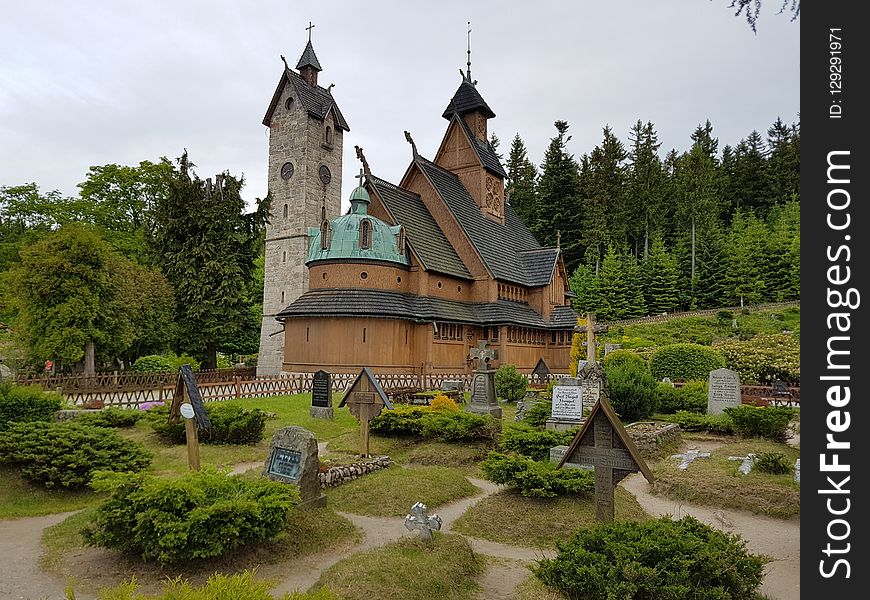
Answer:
[
  {"left": 430, "top": 395, "right": 459, "bottom": 412},
  {"left": 714, "top": 334, "right": 800, "bottom": 384}
]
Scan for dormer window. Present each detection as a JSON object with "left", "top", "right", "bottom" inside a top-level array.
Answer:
[
  {"left": 320, "top": 221, "right": 330, "bottom": 250},
  {"left": 359, "top": 219, "right": 372, "bottom": 250}
]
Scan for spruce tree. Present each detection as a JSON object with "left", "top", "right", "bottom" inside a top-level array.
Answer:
[
  {"left": 722, "top": 210, "right": 767, "bottom": 306},
  {"left": 621, "top": 250, "right": 648, "bottom": 317},
  {"left": 582, "top": 126, "right": 626, "bottom": 270},
  {"left": 535, "top": 121, "right": 582, "bottom": 258},
  {"left": 568, "top": 262, "right": 600, "bottom": 316},
  {"left": 693, "top": 224, "right": 727, "bottom": 308},
  {"left": 595, "top": 245, "right": 630, "bottom": 321},
  {"left": 505, "top": 133, "right": 539, "bottom": 231},
  {"left": 731, "top": 130, "right": 770, "bottom": 215},
  {"left": 765, "top": 202, "right": 800, "bottom": 301},
  {"left": 766, "top": 116, "right": 800, "bottom": 204},
  {"left": 641, "top": 235, "right": 680, "bottom": 314},
  {"left": 626, "top": 121, "right": 665, "bottom": 257}
]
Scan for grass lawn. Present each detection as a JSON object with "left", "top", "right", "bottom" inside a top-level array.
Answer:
[
  {"left": 326, "top": 465, "right": 480, "bottom": 517},
  {"left": 652, "top": 438, "right": 800, "bottom": 518},
  {"left": 0, "top": 466, "right": 104, "bottom": 520},
  {"left": 42, "top": 505, "right": 360, "bottom": 595},
  {"left": 451, "top": 488, "right": 648, "bottom": 548},
  {"left": 310, "top": 533, "right": 483, "bottom": 600},
  {"left": 513, "top": 575, "right": 568, "bottom": 600}
]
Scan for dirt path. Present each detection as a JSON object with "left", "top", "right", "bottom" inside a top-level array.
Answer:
[
  {"left": 0, "top": 511, "right": 95, "bottom": 600},
  {"left": 622, "top": 473, "right": 800, "bottom": 600}
]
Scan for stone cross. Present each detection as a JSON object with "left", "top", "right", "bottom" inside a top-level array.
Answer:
[
  {"left": 468, "top": 340, "right": 497, "bottom": 371},
  {"left": 728, "top": 453, "right": 757, "bottom": 475},
  {"left": 404, "top": 501, "right": 442, "bottom": 542},
  {"left": 671, "top": 448, "right": 711, "bottom": 470}
]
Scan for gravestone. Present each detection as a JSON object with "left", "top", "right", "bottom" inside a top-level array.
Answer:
[
  {"left": 556, "top": 371, "right": 652, "bottom": 522},
  {"left": 577, "top": 361, "right": 604, "bottom": 411},
  {"left": 532, "top": 357, "right": 551, "bottom": 384},
  {"left": 707, "top": 368, "right": 742, "bottom": 414},
  {"left": 339, "top": 367, "right": 393, "bottom": 457},
  {"left": 264, "top": 426, "right": 326, "bottom": 509},
  {"left": 465, "top": 341, "right": 502, "bottom": 420},
  {"left": 604, "top": 343, "right": 622, "bottom": 355},
  {"left": 728, "top": 453, "right": 757, "bottom": 475},
  {"left": 441, "top": 379, "right": 465, "bottom": 392},
  {"left": 794, "top": 458, "right": 800, "bottom": 483},
  {"left": 404, "top": 501, "right": 442, "bottom": 543},
  {"left": 310, "top": 369, "right": 334, "bottom": 419},
  {"left": 671, "top": 448, "right": 711, "bottom": 470},
  {"left": 545, "top": 378, "right": 583, "bottom": 431}
]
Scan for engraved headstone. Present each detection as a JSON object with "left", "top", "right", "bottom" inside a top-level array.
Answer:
[
  {"left": 310, "top": 369, "right": 334, "bottom": 419},
  {"left": 465, "top": 341, "right": 502, "bottom": 420},
  {"left": 264, "top": 426, "right": 326, "bottom": 509},
  {"left": 403, "top": 501, "right": 442, "bottom": 543},
  {"left": 545, "top": 377, "right": 583, "bottom": 431},
  {"left": 707, "top": 368, "right": 742, "bottom": 415}
]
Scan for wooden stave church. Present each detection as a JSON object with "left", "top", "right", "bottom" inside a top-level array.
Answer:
[{"left": 267, "top": 40, "right": 578, "bottom": 377}]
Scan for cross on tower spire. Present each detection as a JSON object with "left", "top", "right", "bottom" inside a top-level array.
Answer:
[
  {"left": 466, "top": 21, "right": 472, "bottom": 82},
  {"left": 306, "top": 21, "right": 315, "bottom": 42},
  {"left": 354, "top": 168, "right": 365, "bottom": 186}
]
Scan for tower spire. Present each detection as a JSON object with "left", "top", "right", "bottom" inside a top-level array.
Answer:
[{"left": 466, "top": 21, "right": 472, "bottom": 83}]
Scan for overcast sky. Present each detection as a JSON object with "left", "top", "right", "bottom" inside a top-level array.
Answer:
[{"left": 0, "top": 1, "right": 799, "bottom": 213}]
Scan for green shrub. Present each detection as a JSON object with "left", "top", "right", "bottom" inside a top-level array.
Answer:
[
  {"left": 369, "top": 405, "right": 429, "bottom": 436},
  {"left": 754, "top": 451, "right": 792, "bottom": 475},
  {"left": 657, "top": 411, "right": 735, "bottom": 435},
  {"left": 605, "top": 361, "right": 658, "bottom": 422},
  {"left": 0, "top": 382, "right": 63, "bottom": 430},
  {"left": 656, "top": 381, "right": 708, "bottom": 414},
  {"left": 500, "top": 423, "right": 577, "bottom": 461},
  {"left": 84, "top": 469, "right": 299, "bottom": 564},
  {"left": 535, "top": 515, "right": 767, "bottom": 599},
  {"left": 494, "top": 364, "right": 528, "bottom": 402},
  {"left": 0, "top": 421, "right": 151, "bottom": 488},
  {"left": 481, "top": 452, "right": 594, "bottom": 497},
  {"left": 724, "top": 405, "right": 793, "bottom": 442},
  {"left": 131, "top": 354, "right": 174, "bottom": 372},
  {"left": 77, "top": 407, "right": 143, "bottom": 428},
  {"left": 715, "top": 333, "right": 800, "bottom": 384},
  {"left": 421, "top": 410, "right": 499, "bottom": 442},
  {"left": 149, "top": 403, "right": 266, "bottom": 445},
  {"left": 522, "top": 401, "right": 552, "bottom": 428},
  {"left": 649, "top": 343, "right": 725, "bottom": 381},
  {"left": 601, "top": 349, "right": 646, "bottom": 372}
]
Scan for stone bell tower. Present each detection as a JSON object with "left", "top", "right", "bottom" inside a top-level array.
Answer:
[{"left": 257, "top": 32, "right": 350, "bottom": 375}]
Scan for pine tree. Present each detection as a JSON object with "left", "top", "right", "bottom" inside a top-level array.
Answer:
[
  {"left": 693, "top": 224, "right": 727, "bottom": 308},
  {"left": 582, "top": 126, "right": 626, "bottom": 270},
  {"left": 568, "top": 262, "right": 600, "bottom": 315},
  {"left": 505, "top": 134, "right": 539, "bottom": 231},
  {"left": 535, "top": 121, "right": 582, "bottom": 257},
  {"left": 149, "top": 152, "right": 269, "bottom": 369},
  {"left": 641, "top": 235, "right": 680, "bottom": 314},
  {"left": 766, "top": 116, "right": 800, "bottom": 204},
  {"left": 595, "top": 245, "right": 630, "bottom": 320},
  {"left": 621, "top": 250, "right": 648, "bottom": 317},
  {"left": 626, "top": 121, "right": 665, "bottom": 257},
  {"left": 731, "top": 130, "right": 770, "bottom": 215},
  {"left": 765, "top": 202, "right": 800, "bottom": 301},
  {"left": 722, "top": 210, "right": 767, "bottom": 306}
]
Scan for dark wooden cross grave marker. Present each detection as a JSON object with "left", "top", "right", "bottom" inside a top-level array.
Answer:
[
  {"left": 168, "top": 364, "right": 211, "bottom": 471},
  {"left": 557, "top": 376, "right": 652, "bottom": 522},
  {"left": 338, "top": 367, "right": 393, "bottom": 457},
  {"left": 532, "top": 357, "right": 551, "bottom": 384}
]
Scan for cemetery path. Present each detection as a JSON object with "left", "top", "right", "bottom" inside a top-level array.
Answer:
[
  {"left": 0, "top": 511, "right": 96, "bottom": 600},
  {"left": 272, "top": 476, "right": 550, "bottom": 599},
  {"left": 622, "top": 472, "right": 800, "bottom": 600}
]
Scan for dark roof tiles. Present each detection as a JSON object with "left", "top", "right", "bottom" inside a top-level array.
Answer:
[
  {"left": 263, "top": 69, "right": 349, "bottom": 131},
  {"left": 456, "top": 117, "right": 507, "bottom": 178},
  {"left": 519, "top": 249, "right": 560, "bottom": 287},
  {"left": 442, "top": 79, "right": 496, "bottom": 119}
]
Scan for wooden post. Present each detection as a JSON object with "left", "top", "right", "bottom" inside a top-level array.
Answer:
[
  {"left": 586, "top": 312, "right": 597, "bottom": 364},
  {"left": 184, "top": 410, "right": 201, "bottom": 471},
  {"left": 234, "top": 376, "right": 241, "bottom": 400},
  {"left": 359, "top": 403, "right": 370, "bottom": 457}
]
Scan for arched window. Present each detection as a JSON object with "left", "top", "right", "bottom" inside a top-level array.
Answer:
[
  {"left": 326, "top": 126, "right": 333, "bottom": 145},
  {"left": 359, "top": 219, "right": 372, "bottom": 249},
  {"left": 320, "top": 221, "right": 330, "bottom": 250},
  {"left": 282, "top": 251, "right": 286, "bottom": 263},
  {"left": 283, "top": 204, "right": 288, "bottom": 218},
  {"left": 397, "top": 226, "right": 405, "bottom": 254}
]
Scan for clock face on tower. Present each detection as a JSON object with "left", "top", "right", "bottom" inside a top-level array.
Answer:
[
  {"left": 319, "top": 165, "right": 332, "bottom": 185},
  {"left": 280, "top": 162, "right": 294, "bottom": 180}
]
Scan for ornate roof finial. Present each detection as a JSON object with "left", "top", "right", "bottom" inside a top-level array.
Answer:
[
  {"left": 466, "top": 21, "right": 472, "bottom": 83},
  {"left": 306, "top": 21, "right": 315, "bottom": 42},
  {"left": 404, "top": 131, "right": 418, "bottom": 158},
  {"left": 355, "top": 145, "right": 371, "bottom": 176},
  {"left": 327, "top": 83, "right": 335, "bottom": 94},
  {"left": 280, "top": 54, "right": 289, "bottom": 70}
]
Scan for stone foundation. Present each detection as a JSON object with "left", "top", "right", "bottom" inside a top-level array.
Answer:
[
  {"left": 624, "top": 421, "right": 682, "bottom": 458},
  {"left": 319, "top": 456, "right": 392, "bottom": 488},
  {"left": 309, "top": 406, "right": 334, "bottom": 419}
]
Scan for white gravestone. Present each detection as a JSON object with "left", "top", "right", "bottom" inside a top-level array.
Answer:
[
  {"left": 552, "top": 385, "right": 583, "bottom": 420},
  {"left": 707, "top": 368, "right": 741, "bottom": 415}
]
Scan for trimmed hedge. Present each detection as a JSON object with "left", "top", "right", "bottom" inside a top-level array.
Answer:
[
  {"left": 605, "top": 361, "right": 658, "bottom": 422},
  {"left": 131, "top": 352, "right": 202, "bottom": 373},
  {"left": 85, "top": 469, "right": 298, "bottom": 564},
  {"left": 481, "top": 451, "right": 594, "bottom": 497},
  {"left": 148, "top": 403, "right": 266, "bottom": 445},
  {"left": 724, "top": 405, "right": 794, "bottom": 442},
  {"left": 0, "top": 421, "right": 151, "bottom": 488},
  {"left": 535, "top": 516, "right": 767, "bottom": 599},
  {"left": 500, "top": 423, "right": 577, "bottom": 461},
  {"left": 657, "top": 411, "right": 736, "bottom": 436},
  {"left": 0, "top": 382, "right": 63, "bottom": 430},
  {"left": 656, "top": 381, "right": 708, "bottom": 414},
  {"left": 649, "top": 343, "right": 725, "bottom": 382},
  {"left": 77, "top": 407, "right": 143, "bottom": 428},
  {"left": 494, "top": 364, "right": 528, "bottom": 402},
  {"left": 601, "top": 349, "right": 646, "bottom": 372},
  {"left": 369, "top": 405, "right": 498, "bottom": 441}
]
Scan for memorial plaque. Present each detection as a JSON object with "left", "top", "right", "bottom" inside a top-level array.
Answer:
[
  {"left": 551, "top": 385, "right": 583, "bottom": 420},
  {"left": 312, "top": 370, "right": 331, "bottom": 407},
  {"left": 268, "top": 447, "right": 302, "bottom": 480},
  {"left": 707, "top": 368, "right": 741, "bottom": 414},
  {"left": 580, "top": 379, "right": 601, "bottom": 410}
]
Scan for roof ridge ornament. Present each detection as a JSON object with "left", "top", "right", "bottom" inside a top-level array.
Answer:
[
  {"left": 404, "top": 131, "right": 418, "bottom": 159},
  {"left": 280, "top": 54, "right": 290, "bottom": 70},
  {"left": 466, "top": 21, "right": 473, "bottom": 85},
  {"left": 355, "top": 145, "right": 371, "bottom": 177}
]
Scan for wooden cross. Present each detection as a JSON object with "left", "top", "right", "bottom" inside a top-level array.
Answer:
[
  {"left": 468, "top": 340, "right": 496, "bottom": 370},
  {"left": 575, "top": 312, "right": 609, "bottom": 364},
  {"left": 306, "top": 21, "right": 315, "bottom": 41},
  {"left": 339, "top": 368, "right": 392, "bottom": 457},
  {"left": 671, "top": 448, "right": 711, "bottom": 470},
  {"left": 404, "top": 501, "right": 442, "bottom": 542}
]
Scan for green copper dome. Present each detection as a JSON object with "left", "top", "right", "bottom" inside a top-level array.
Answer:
[{"left": 307, "top": 186, "right": 409, "bottom": 267}]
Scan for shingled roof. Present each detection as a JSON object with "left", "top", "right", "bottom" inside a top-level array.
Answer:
[
  {"left": 519, "top": 248, "right": 560, "bottom": 287},
  {"left": 262, "top": 68, "right": 349, "bottom": 130},
  {"left": 369, "top": 175, "right": 472, "bottom": 280},
  {"left": 277, "top": 288, "right": 576, "bottom": 329},
  {"left": 295, "top": 40, "right": 322, "bottom": 71},
  {"left": 416, "top": 157, "right": 542, "bottom": 286},
  {"left": 442, "top": 78, "right": 496, "bottom": 119},
  {"left": 455, "top": 116, "right": 507, "bottom": 178}
]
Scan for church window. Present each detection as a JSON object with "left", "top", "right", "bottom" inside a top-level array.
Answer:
[
  {"left": 360, "top": 219, "right": 372, "bottom": 249},
  {"left": 396, "top": 276, "right": 402, "bottom": 284},
  {"left": 397, "top": 227, "right": 405, "bottom": 254},
  {"left": 283, "top": 204, "right": 288, "bottom": 218},
  {"left": 492, "top": 326, "right": 499, "bottom": 341},
  {"left": 560, "top": 331, "right": 566, "bottom": 344},
  {"left": 482, "top": 326, "right": 489, "bottom": 340},
  {"left": 326, "top": 126, "right": 333, "bottom": 145},
  {"left": 322, "top": 272, "right": 328, "bottom": 280},
  {"left": 306, "top": 327, "right": 309, "bottom": 342},
  {"left": 551, "top": 332, "right": 557, "bottom": 344},
  {"left": 320, "top": 221, "right": 330, "bottom": 249},
  {"left": 437, "top": 281, "right": 442, "bottom": 289},
  {"left": 363, "top": 327, "right": 367, "bottom": 343},
  {"left": 457, "top": 325, "right": 464, "bottom": 339},
  {"left": 457, "top": 285, "right": 461, "bottom": 292},
  {"left": 282, "top": 251, "right": 286, "bottom": 262},
  {"left": 281, "top": 291, "right": 285, "bottom": 304},
  {"left": 360, "top": 271, "right": 368, "bottom": 280},
  {"left": 405, "top": 329, "right": 408, "bottom": 344},
  {"left": 285, "top": 96, "right": 294, "bottom": 110}
]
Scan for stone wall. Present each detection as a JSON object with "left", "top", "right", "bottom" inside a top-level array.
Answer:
[
  {"left": 318, "top": 456, "right": 391, "bottom": 488},
  {"left": 625, "top": 421, "right": 682, "bottom": 458}
]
